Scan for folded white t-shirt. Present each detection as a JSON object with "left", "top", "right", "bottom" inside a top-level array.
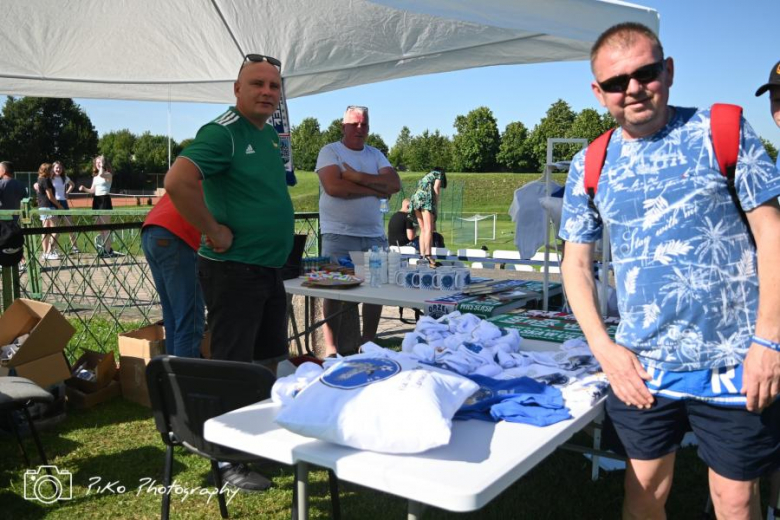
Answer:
[{"left": 274, "top": 344, "right": 478, "bottom": 454}]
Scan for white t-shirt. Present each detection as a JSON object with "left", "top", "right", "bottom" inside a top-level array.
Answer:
[
  {"left": 316, "top": 141, "right": 391, "bottom": 237},
  {"left": 91, "top": 173, "right": 112, "bottom": 196},
  {"left": 52, "top": 175, "right": 71, "bottom": 200}
]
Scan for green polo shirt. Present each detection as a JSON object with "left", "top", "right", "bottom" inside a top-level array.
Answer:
[{"left": 180, "top": 107, "right": 294, "bottom": 267}]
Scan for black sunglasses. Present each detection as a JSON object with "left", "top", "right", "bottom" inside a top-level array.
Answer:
[
  {"left": 598, "top": 59, "right": 665, "bottom": 93},
  {"left": 239, "top": 54, "right": 282, "bottom": 74}
]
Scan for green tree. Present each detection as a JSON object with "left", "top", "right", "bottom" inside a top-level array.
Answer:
[
  {"left": 761, "top": 137, "right": 778, "bottom": 163},
  {"left": 389, "top": 126, "right": 412, "bottom": 170},
  {"left": 134, "top": 132, "right": 176, "bottom": 174},
  {"left": 452, "top": 106, "right": 500, "bottom": 172},
  {"left": 496, "top": 121, "right": 536, "bottom": 172},
  {"left": 178, "top": 138, "right": 195, "bottom": 152},
  {"left": 0, "top": 96, "right": 98, "bottom": 173},
  {"left": 602, "top": 112, "right": 618, "bottom": 132},
  {"left": 98, "top": 129, "right": 136, "bottom": 179},
  {"left": 407, "top": 130, "right": 453, "bottom": 172},
  {"left": 366, "top": 133, "right": 389, "bottom": 157},
  {"left": 568, "top": 108, "right": 612, "bottom": 143},
  {"left": 321, "top": 119, "right": 343, "bottom": 146},
  {"left": 290, "top": 117, "right": 322, "bottom": 170},
  {"left": 526, "top": 99, "right": 577, "bottom": 169}
]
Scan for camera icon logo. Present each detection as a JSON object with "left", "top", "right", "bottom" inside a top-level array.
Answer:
[{"left": 24, "top": 465, "right": 73, "bottom": 504}]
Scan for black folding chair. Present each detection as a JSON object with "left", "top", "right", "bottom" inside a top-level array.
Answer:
[
  {"left": 146, "top": 356, "right": 340, "bottom": 519},
  {"left": 0, "top": 377, "right": 54, "bottom": 469}
]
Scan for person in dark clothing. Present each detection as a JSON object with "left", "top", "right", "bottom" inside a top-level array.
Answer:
[
  {"left": 37, "top": 163, "right": 64, "bottom": 260},
  {"left": 0, "top": 161, "right": 26, "bottom": 218},
  {"left": 387, "top": 198, "right": 416, "bottom": 247}
]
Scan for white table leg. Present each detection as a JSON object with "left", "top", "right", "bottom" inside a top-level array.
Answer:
[
  {"left": 296, "top": 462, "right": 309, "bottom": 520},
  {"left": 591, "top": 418, "right": 602, "bottom": 481}
]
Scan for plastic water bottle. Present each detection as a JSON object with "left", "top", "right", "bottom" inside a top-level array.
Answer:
[
  {"left": 380, "top": 249, "right": 389, "bottom": 284},
  {"left": 369, "top": 245, "right": 382, "bottom": 288},
  {"left": 379, "top": 198, "right": 389, "bottom": 214}
]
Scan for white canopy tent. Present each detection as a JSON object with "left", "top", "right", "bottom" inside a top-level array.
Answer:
[{"left": 0, "top": 0, "right": 658, "bottom": 103}]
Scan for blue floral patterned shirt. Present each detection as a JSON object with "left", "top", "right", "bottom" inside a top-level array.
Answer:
[{"left": 560, "top": 106, "right": 780, "bottom": 371}]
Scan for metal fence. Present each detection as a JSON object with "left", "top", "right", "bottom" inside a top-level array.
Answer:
[{"left": 1, "top": 205, "right": 321, "bottom": 360}]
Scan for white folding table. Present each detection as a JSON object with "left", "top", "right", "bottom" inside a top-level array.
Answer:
[
  {"left": 204, "top": 339, "right": 607, "bottom": 519},
  {"left": 284, "top": 277, "right": 550, "bottom": 354},
  {"left": 285, "top": 277, "right": 449, "bottom": 309},
  {"left": 285, "top": 277, "right": 456, "bottom": 354}
]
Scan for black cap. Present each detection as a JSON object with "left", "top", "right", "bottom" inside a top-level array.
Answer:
[{"left": 755, "top": 60, "right": 780, "bottom": 96}]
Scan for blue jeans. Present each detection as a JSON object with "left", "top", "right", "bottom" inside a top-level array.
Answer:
[{"left": 141, "top": 226, "right": 205, "bottom": 358}]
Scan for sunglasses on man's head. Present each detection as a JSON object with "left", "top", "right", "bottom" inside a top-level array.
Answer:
[
  {"left": 239, "top": 54, "right": 282, "bottom": 74},
  {"left": 598, "top": 59, "right": 665, "bottom": 94}
]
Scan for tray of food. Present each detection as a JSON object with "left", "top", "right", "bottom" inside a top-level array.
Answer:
[{"left": 301, "top": 272, "right": 363, "bottom": 289}]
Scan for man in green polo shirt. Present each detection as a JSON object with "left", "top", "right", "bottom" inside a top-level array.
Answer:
[{"left": 164, "top": 54, "right": 293, "bottom": 491}]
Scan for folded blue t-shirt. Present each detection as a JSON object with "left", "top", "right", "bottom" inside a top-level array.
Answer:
[{"left": 455, "top": 374, "right": 571, "bottom": 426}]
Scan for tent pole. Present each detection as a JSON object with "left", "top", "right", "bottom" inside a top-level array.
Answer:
[{"left": 167, "top": 86, "right": 172, "bottom": 172}]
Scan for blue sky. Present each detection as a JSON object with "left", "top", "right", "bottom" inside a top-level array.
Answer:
[{"left": 77, "top": 0, "right": 780, "bottom": 150}]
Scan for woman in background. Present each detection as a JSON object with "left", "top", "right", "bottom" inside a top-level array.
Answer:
[
  {"left": 51, "top": 161, "right": 79, "bottom": 253},
  {"left": 36, "top": 162, "right": 63, "bottom": 261},
  {"left": 409, "top": 168, "right": 447, "bottom": 268},
  {"left": 80, "top": 155, "right": 117, "bottom": 257}
]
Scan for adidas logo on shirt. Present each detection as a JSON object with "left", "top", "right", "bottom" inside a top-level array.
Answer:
[{"left": 246, "top": 144, "right": 255, "bottom": 154}]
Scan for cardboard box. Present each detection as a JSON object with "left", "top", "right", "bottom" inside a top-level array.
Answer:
[
  {"left": 119, "top": 357, "right": 153, "bottom": 407},
  {"left": 67, "top": 350, "right": 117, "bottom": 393},
  {"left": 0, "top": 299, "right": 75, "bottom": 388},
  {"left": 118, "top": 325, "right": 165, "bottom": 359},
  {"left": 66, "top": 379, "right": 121, "bottom": 409},
  {"left": 118, "top": 325, "right": 166, "bottom": 407}
]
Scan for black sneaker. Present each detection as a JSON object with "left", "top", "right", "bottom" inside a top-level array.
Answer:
[{"left": 218, "top": 463, "right": 272, "bottom": 492}]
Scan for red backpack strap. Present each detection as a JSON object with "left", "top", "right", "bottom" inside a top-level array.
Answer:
[
  {"left": 584, "top": 128, "right": 616, "bottom": 200},
  {"left": 710, "top": 102, "right": 754, "bottom": 245},
  {"left": 710, "top": 103, "right": 742, "bottom": 181}
]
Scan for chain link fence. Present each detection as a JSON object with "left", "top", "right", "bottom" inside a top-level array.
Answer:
[{"left": 1, "top": 204, "right": 321, "bottom": 360}]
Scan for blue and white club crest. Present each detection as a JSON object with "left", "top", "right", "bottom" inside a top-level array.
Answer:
[{"left": 321, "top": 358, "right": 402, "bottom": 389}]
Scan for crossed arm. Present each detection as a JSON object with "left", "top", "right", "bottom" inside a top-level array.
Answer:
[{"left": 318, "top": 163, "right": 401, "bottom": 199}]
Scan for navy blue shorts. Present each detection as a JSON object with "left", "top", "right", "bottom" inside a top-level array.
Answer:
[{"left": 603, "top": 391, "right": 780, "bottom": 481}]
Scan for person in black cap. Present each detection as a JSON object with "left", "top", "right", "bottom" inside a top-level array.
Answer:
[
  {"left": 756, "top": 59, "right": 780, "bottom": 172},
  {"left": 755, "top": 57, "right": 780, "bottom": 520}
]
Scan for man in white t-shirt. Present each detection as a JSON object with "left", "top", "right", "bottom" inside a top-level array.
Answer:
[{"left": 315, "top": 106, "right": 401, "bottom": 356}]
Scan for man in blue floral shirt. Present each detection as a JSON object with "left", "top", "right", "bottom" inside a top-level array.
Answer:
[{"left": 560, "top": 23, "right": 780, "bottom": 519}]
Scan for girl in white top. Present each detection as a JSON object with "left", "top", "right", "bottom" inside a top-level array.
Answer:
[
  {"left": 79, "top": 155, "right": 116, "bottom": 256},
  {"left": 52, "top": 161, "right": 79, "bottom": 253}
]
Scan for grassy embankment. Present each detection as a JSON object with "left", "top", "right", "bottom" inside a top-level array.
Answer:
[{"left": 290, "top": 171, "right": 568, "bottom": 252}]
